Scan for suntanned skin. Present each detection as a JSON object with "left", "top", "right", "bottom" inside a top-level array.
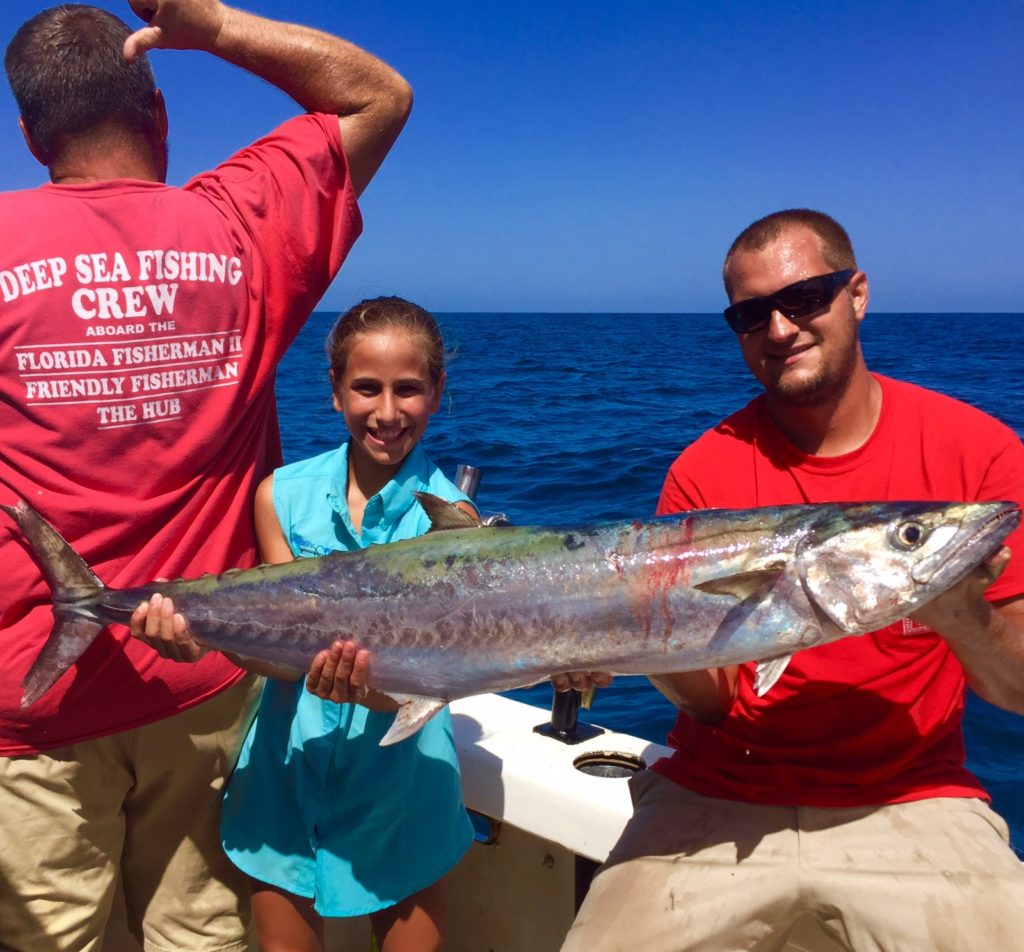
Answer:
[
  {"left": 647, "top": 225, "right": 1024, "bottom": 722},
  {"left": 29, "top": 0, "right": 412, "bottom": 195},
  {"left": 560, "top": 225, "right": 1024, "bottom": 720}
]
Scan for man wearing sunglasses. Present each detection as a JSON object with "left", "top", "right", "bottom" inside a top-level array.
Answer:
[{"left": 563, "top": 209, "right": 1024, "bottom": 952}]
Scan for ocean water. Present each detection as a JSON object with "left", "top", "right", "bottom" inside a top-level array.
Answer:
[{"left": 276, "top": 311, "right": 1024, "bottom": 855}]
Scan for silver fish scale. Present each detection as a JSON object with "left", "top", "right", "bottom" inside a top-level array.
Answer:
[{"left": 12, "top": 497, "right": 1020, "bottom": 713}]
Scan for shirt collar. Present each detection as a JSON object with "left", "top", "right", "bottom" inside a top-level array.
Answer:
[{"left": 327, "top": 440, "right": 432, "bottom": 528}]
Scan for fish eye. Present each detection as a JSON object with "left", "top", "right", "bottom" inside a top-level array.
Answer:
[{"left": 891, "top": 520, "right": 927, "bottom": 550}]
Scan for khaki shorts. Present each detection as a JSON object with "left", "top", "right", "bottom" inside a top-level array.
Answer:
[
  {"left": 562, "top": 769, "right": 1024, "bottom": 952},
  {"left": 0, "top": 675, "right": 261, "bottom": 952}
]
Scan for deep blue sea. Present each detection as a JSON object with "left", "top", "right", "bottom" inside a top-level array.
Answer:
[{"left": 277, "top": 311, "right": 1024, "bottom": 856}]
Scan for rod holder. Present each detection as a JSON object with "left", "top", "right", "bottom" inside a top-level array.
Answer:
[
  {"left": 454, "top": 464, "right": 481, "bottom": 500},
  {"left": 534, "top": 688, "right": 604, "bottom": 745}
]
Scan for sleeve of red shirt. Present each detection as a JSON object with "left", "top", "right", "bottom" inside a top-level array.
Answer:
[
  {"left": 656, "top": 435, "right": 720, "bottom": 516},
  {"left": 184, "top": 113, "right": 362, "bottom": 358},
  {"left": 656, "top": 458, "right": 694, "bottom": 516}
]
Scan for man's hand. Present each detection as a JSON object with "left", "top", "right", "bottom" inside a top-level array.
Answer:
[
  {"left": 130, "top": 592, "right": 207, "bottom": 663},
  {"left": 551, "top": 672, "right": 613, "bottom": 693},
  {"left": 122, "top": 0, "right": 412, "bottom": 196},
  {"left": 124, "top": 0, "right": 226, "bottom": 61},
  {"left": 911, "top": 545, "right": 1024, "bottom": 715},
  {"left": 306, "top": 641, "right": 398, "bottom": 712},
  {"left": 910, "top": 547, "right": 1009, "bottom": 638}
]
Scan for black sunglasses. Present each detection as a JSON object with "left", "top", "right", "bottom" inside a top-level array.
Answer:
[{"left": 723, "top": 269, "right": 855, "bottom": 334}]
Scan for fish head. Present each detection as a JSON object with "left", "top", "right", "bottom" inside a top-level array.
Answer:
[{"left": 796, "top": 500, "right": 1020, "bottom": 633}]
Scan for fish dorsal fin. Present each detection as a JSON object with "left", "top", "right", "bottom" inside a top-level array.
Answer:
[
  {"left": 413, "top": 492, "right": 482, "bottom": 531},
  {"left": 380, "top": 693, "right": 448, "bottom": 746},
  {"left": 753, "top": 654, "right": 793, "bottom": 696},
  {"left": 693, "top": 565, "right": 785, "bottom": 602}
]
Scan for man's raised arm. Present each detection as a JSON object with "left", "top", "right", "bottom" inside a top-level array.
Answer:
[{"left": 124, "top": 0, "right": 412, "bottom": 195}]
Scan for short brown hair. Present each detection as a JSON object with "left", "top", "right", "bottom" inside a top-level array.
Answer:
[
  {"left": 5, "top": 4, "right": 158, "bottom": 165},
  {"left": 723, "top": 209, "right": 857, "bottom": 295},
  {"left": 326, "top": 297, "right": 446, "bottom": 385}
]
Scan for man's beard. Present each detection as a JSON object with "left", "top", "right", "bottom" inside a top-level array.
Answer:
[{"left": 770, "top": 324, "right": 861, "bottom": 408}]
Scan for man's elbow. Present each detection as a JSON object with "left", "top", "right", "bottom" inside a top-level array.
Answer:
[
  {"left": 393, "top": 77, "right": 414, "bottom": 124},
  {"left": 374, "top": 71, "right": 413, "bottom": 131}
]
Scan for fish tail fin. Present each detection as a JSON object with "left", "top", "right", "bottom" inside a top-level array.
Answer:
[
  {"left": 2, "top": 500, "right": 103, "bottom": 600},
  {"left": 20, "top": 617, "right": 108, "bottom": 707},
  {"left": 2, "top": 500, "right": 107, "bottom": 707}
]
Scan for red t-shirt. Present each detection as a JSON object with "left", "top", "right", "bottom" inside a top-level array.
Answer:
[
  {"left": 653, "top": 374, "right": 1024, "bottom": 806},
  {"left": 0, "top": 114, "right": 362, "bottom": 754}
]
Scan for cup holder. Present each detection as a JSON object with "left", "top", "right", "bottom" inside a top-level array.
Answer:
[{"left": 573, "top": 750, "right": 646, "bottom": 779}]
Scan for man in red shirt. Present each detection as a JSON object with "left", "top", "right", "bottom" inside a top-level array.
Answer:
[
  {"left": 0, "top": 2, "right": 410, "bottom": 950},
  {"left": 562, "top": 209, "right": 1024, "bottom": 951}
]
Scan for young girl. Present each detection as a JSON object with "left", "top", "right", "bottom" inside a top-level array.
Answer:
[{"left": 136, "top": 297, "right": 475, "bottom": 951}]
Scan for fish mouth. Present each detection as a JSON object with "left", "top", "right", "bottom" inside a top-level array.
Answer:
[
  {"left": 957, "top": 503, "right": 1019, "bottom": 559},
  {"left": 972, "top": 503, "right": 1021, "bottom": 558}
]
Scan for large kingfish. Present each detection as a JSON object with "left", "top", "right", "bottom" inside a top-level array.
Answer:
[{"left": 3, "top": 495, "right": 1018, "bottom": 745}]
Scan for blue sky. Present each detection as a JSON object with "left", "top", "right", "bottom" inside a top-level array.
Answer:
[{"left": 2, "top": 1, "right": 1022, "bottom": 313}]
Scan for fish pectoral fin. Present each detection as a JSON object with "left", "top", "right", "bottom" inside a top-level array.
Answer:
[
  {"left": 753, "top": 654, "right": 793, "bottom": 696},
  {"left": 693, "top": 565, "right": 785, "bottom": 602},
  {"left": 413, "top": 493, "right": 483, "bottom": 531},
  {"left": 379, "top": 693, "right": 448, "bottom": 746}
]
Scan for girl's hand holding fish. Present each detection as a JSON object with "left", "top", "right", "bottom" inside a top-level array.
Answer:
[{"left": 306, "top": 641, "right": 399, "bottom": 711}]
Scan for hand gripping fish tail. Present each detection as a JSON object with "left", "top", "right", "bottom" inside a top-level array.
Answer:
[{"left": 3, "top": 496, "right": 1020, "bottom": 745}]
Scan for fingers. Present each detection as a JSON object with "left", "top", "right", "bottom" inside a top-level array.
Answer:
[
  {"left": 129, "top": 600, "right": 150, "bottom": 638},
  {"left": 122, "top": 1, "right": 227, "bottom": 61},
  {"left": 551, "top": 671, "right": 613, "bottom": 693},
  {"left": 910, "top": 548, "right": 1013, "bottom": 637},
  {"left": 306, "top": 641, "right": 354, "bottom": 701},
  {"left": 127, "top": 0, "right": 158, "bottom": 20},
  {"left": 131, "top": 593, "right": 204, "bottom": 663},
  {"left": 349, "top": 646, "right": 371, "bottom": 697},
  {"left": 551, "top": 673, "right": 573, "bottom": 693},
  {"left": 306, "top": 641, "right": 372, "bottom": 705},
  {"left": 123, "top": 26, "right": 163, "bottom": 62},
  {"left": 983, "top": 546, "right": 1011, "bottom": 583}
]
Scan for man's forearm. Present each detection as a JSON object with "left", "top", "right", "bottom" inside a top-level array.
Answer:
[
  {"left": 940, "top": 600, "right": 1024, "bottom": 715},
  {"left": 911, "top": 551, "right": 1024, "bottom": 715},
  {"left": 125, "top": 1, "right": 411, "bottom": 193},
  {"left": 649, "top": 667, "right": 738, "bottom": 724},
  {"left": 208, "top": 7, "right": 409, "bottom": 123}
]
